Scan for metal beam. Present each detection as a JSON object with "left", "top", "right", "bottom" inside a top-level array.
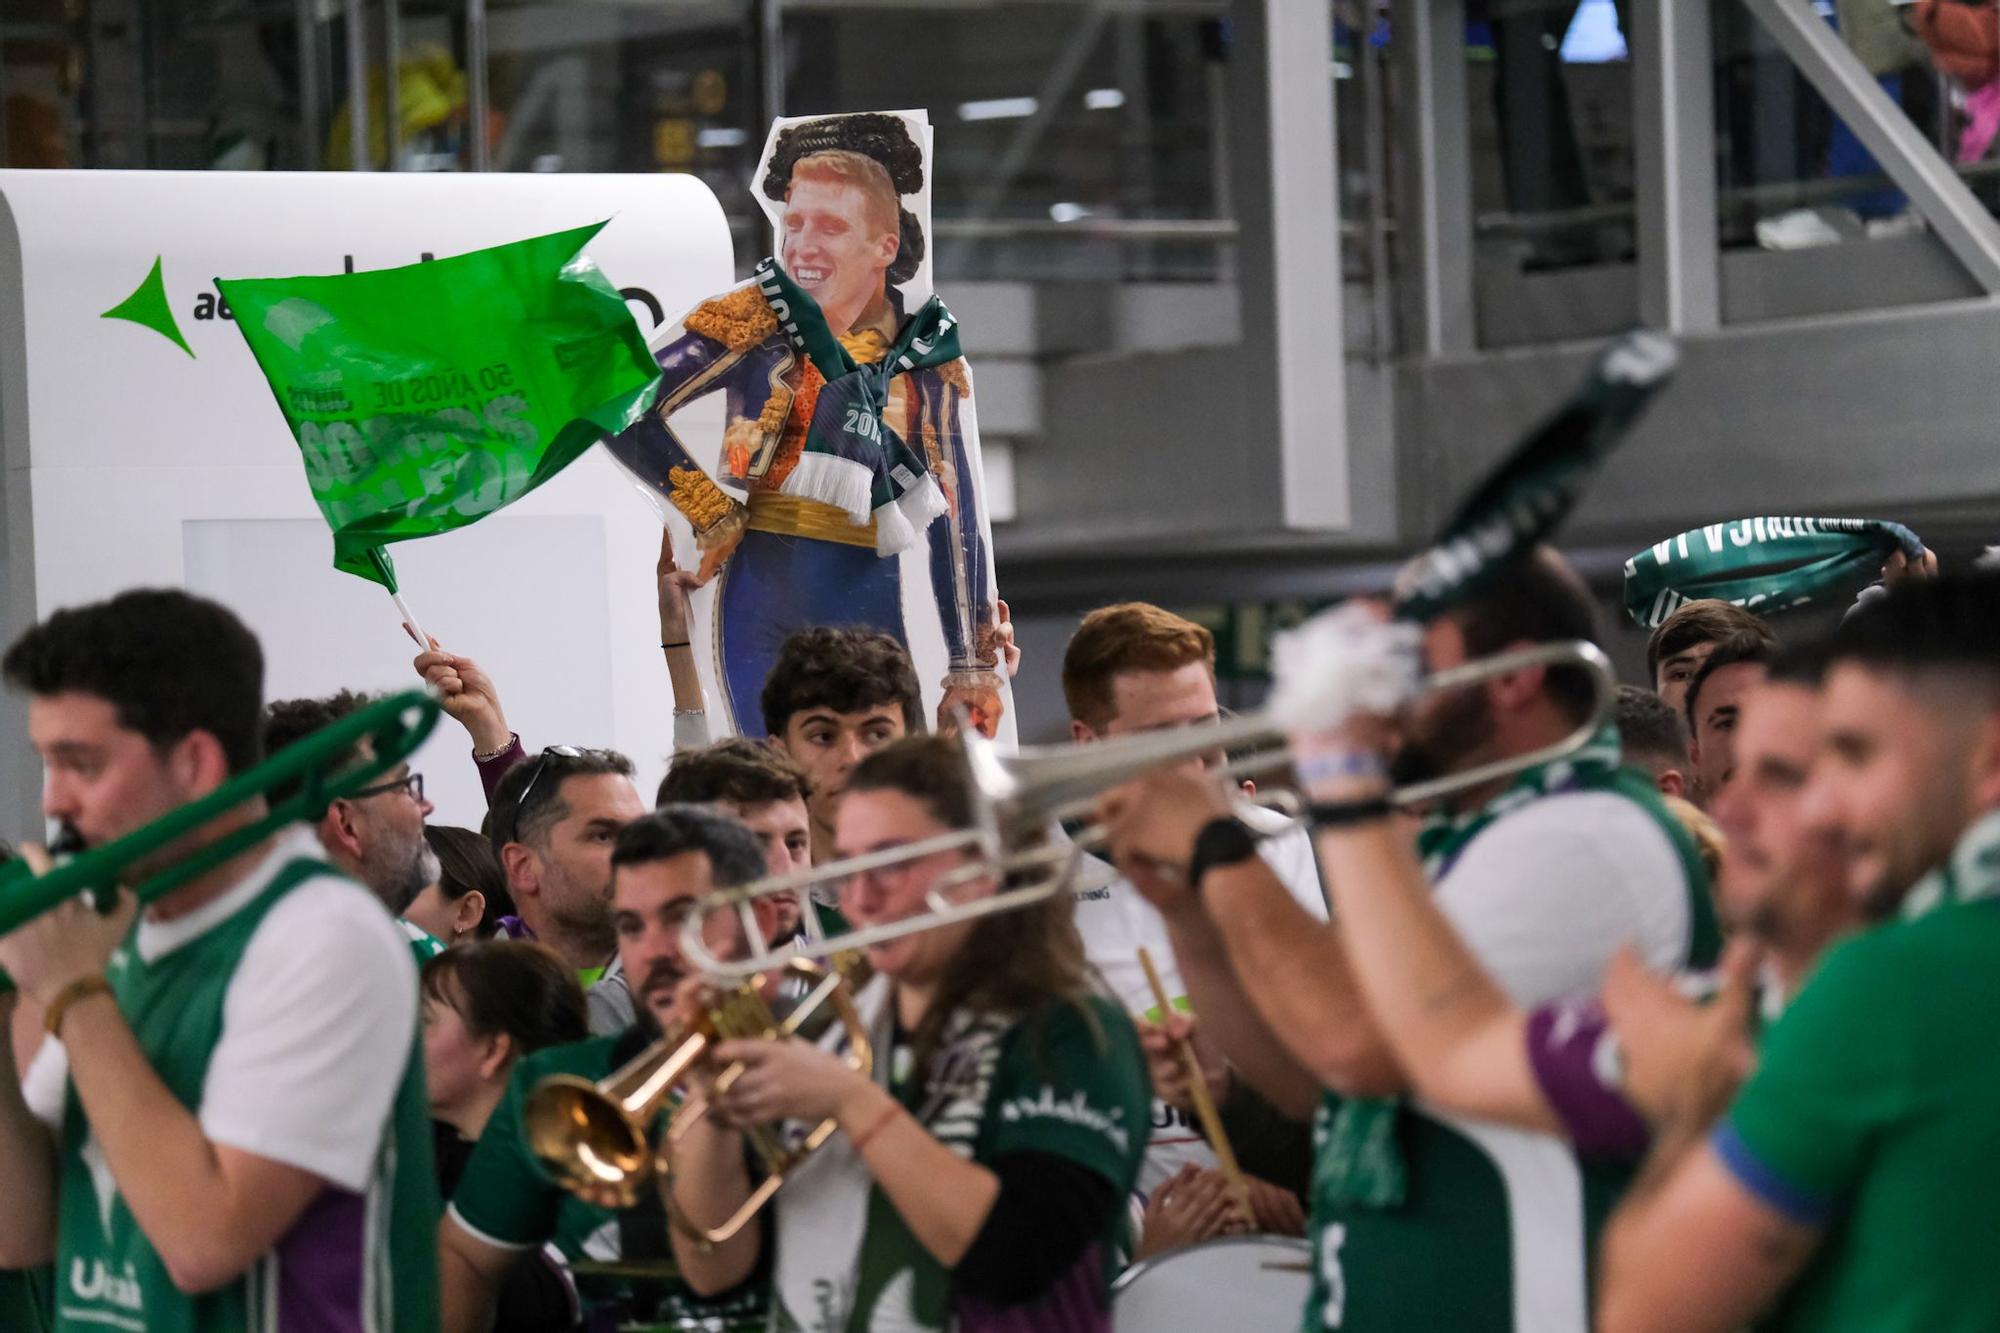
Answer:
[
  {"left": 295, "top": 0, "right": 321, "bottom": 170},
  {"left": 1393, "top": 0, "right": 1474, "bottom": 355},
  {"left": 466, "top": 0, "right": 489, "bottom": 171},
  {"left": 383, "top": 0, "right": 402, "bottom": 169},
  {"left": 1634, "top": 0, "right": 1718, "bottom": 331},
  {"left": 1740, "top": 0, "right": 2000, "bottom": 293},
  {"left": 1265, "top": 0, "right": 1346, "bottom": 527},
  {"left": 344, "top": 0, "right": 371, "bottom": 169}
]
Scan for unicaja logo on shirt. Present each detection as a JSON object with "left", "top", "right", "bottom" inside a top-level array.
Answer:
[
  {"left": 997, "top": 1087, "right": 1130, "bottom": 1153},
  {"left": 69, "top": 1257, "right": 144, "bottom": 1312}
]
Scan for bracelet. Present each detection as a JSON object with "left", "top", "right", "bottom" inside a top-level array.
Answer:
[
  {"left": 44, "top": 975, "right": 113, "bottom": 1037},
  {"left": 662, "top": 641, "right": 691, "bottom": 649},
  {"left": 847, "top": 1099, "right": 901, "bottom": 1154},
  {"left": 472, "top": 732, "right": 519, "bottom": 762},
  {"left": 1307, "top": 796, "right": 1396, "bottom": 829},
  {"left": 1295, "top": 750, "right": 1389, "bottom": 786}
]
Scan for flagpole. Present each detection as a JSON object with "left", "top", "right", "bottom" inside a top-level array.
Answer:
[{"left": 367, "top": 547, "right": 429, "bottom": 647}]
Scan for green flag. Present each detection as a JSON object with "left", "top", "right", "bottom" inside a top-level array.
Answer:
[{"left": 220, "top": 221, "right": 660, "bottom": 588}]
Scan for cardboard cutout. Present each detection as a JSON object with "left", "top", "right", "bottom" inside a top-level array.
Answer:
[{"left": 604, "top": 110, "right": 1012, "bottom": 740}]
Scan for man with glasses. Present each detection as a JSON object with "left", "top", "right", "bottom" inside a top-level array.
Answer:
[
  {"left": 266, "top": 691, "right": 446, "bottom": 966},
  {"left": 488, "top": 747, "right": 649, "bottom": 1033}
]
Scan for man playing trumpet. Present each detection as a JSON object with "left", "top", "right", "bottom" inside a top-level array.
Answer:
[
  {"left": 668, "top": 736, "right": 1150, "bottom": 1332},
  {"left": 437, "top": 805, "right": 782, "bottom": 1332}
]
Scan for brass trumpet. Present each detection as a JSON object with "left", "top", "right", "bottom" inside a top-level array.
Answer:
[
  {"left": 679, "top": 639, "right": 1618, "bottom": 984},
  {"left": 523, "top": 956, "right": 873, "bottom": 1240}
]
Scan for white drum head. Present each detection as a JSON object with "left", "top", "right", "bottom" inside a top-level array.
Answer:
[{"left": 1112, "top": 1235, "right": 1312, "bottom": 1332}]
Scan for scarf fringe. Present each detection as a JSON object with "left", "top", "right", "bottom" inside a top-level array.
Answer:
[
  {"left": 875, "top": 476, "right": 947, "bottom": 555},
  {"left": 778, "top": 452, "right": 875, "bottom": 523}
]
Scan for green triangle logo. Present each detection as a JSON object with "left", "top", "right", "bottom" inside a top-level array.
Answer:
[{"left": 102, "top": 256, "right": 194, "bottom": 358}]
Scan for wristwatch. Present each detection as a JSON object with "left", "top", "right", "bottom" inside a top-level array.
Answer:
[{"left": 1188, "top": 816, "right": 1261, "bottom": 890}]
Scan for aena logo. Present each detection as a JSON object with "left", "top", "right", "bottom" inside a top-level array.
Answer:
[{"left": 100, "top": 251, "right": 666, "bottom": 362}]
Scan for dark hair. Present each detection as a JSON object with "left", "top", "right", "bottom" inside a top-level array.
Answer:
[
  {"left": 1451, "top": 547, "right": 1603, "bottom": 719},
  {"left": 424, "top": 824, "right": 512, "bottom": 935},
  {"left": 657, "top": 737, "right": 810, "bottom": 810},
  {"left": 610, "top": 804, "right": 767, "bottom": 889},
  {"left": 1686, "top": 629, "right": 1780, "bottom": 729},
  {"left": 2, "top": 588, "right": 265, "bottom": 773},
  {"left": 760, "top": 627, "right": 923, "bottom": 739},
  {"left": 1615, "top": 685, "right": 1688, "bottom": 770},
  {"left": 847, "top": 736, "right": 1097, "bottom": 1081},
  {"left": 421, "top": 939, "right": 587, "bottom": 1058},
  {"left": 1646, "top": 600, "right": 1776, "bottom": 685},
  {"left": 761, "top": 113, "right": 926, "bottom": 288},
  {"left": 1061, "top": 602, "right": 1216, "bottom": 732},
  {"left": 488, "top": 747, "right": 635, "bottom": 852},
  {"left": 1765, "top": 639, "right": 1830, "bottom": 690},
  {"left": 263, "top": 690, "right": 372, "bottom": 804},
  {"left": 1828, "top": 573, "right": 2000, "bottom": 687}
]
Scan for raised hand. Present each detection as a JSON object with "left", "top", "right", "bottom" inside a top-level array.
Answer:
[{"left": 412, "top": 636, "right": 513, "bottom": 754}]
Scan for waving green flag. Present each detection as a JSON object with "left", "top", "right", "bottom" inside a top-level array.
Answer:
[{"left": 221, "top": 221, "right": 660, "bottom": 590}]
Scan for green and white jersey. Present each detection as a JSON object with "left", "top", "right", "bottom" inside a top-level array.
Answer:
[
  {"left": 1713, "top": 811, "right": 2000, "bottom": 1332},
  {"left": 20, "top": 828, "right": 440, "bottom": 1333},
  {"left": 770, "top": 985, "right": 1149, "bottom": 1332},
  {"left": 447, "top": 1030, "right": 768, "bottom": 1330},
  {"left": 1305, "top": 747, "right": 1717, "bottom": 1332},
  {"left": 400, "top": 919, "right": 447, "bottom": 969}
]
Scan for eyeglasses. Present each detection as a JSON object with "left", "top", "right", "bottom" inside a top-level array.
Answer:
[{"left": 351, "top": 771, "right": 424, "bottom": 804}]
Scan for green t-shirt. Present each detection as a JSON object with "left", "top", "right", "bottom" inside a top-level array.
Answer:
[
  {"left": 775, "top": 993, "right": 1149, "bottom": 1332},
  {"left": 0, "top": 1266, "right": 54, "bottom": 1332},
  {"left": 448, "top": 1031, "right": 766, "bottom": 1330},
  {"left": 1717, "top": 898, "right": 2000, "bottom": 1332}
]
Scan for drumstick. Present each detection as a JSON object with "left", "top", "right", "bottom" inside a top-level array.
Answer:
[{"left": 1137, "top": 947, "right": 1254, "bottom": 1230}]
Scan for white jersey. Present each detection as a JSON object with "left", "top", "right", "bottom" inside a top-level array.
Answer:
[{"left": 1072, "top": 803, "right": 1328, "bottom": 1197}]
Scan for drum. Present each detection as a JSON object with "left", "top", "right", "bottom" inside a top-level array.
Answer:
[{"left": 1112, "top": 1235, "right": 1312, "bottom": 1332}]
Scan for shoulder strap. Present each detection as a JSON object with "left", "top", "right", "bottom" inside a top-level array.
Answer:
[{"left": 1591, "top": 769, "right": 1722, "bottom": 969}]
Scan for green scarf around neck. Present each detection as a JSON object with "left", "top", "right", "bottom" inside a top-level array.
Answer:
[{"left": 752, "top": 257, "right": 964, "bottom": 554}]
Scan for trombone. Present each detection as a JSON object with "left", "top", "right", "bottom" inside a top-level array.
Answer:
[
  {"left": 522, "top": 955, "right": 873, "bottom": 1240},
  {"left": 679, "top": 639, "right": 1617, "bottom": 984},
  {"left": 0, "top": 689, "right": 441, "bottom": 993}
]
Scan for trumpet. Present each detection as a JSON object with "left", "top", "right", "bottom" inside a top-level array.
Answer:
[
  {"left": 680, "top": 639, "right": 1617, "bottom": 984},
  {"left": 522, "top": 955, "right": 873, "bottom": 1240},
  {"left": 0, "top": 689, "right": 441, "bottom": 992}
]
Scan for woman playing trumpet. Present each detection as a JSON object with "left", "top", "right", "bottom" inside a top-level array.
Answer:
[{"left": 668, "top": 735, "right": 1150, "bottom": 1331}]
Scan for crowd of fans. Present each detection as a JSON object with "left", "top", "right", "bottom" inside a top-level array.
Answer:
[{"left": 0, "top": 538, "right": 1993, "bottom": 1333}]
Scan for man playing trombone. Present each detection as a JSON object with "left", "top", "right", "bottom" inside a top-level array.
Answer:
[
  {"left": 0, "top": 590, "right": 442, "bottom": 1331},
  {"left": 1097, "top": 550, "right": 1720, "bottom": 1333},
  {"left": 667, "top": 735, "right": 1150, "bottom": 1332}
]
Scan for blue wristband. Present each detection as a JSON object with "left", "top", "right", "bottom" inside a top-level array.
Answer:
[{"left": 1295, "top": 751, "right": 1389, "bottom": 786}]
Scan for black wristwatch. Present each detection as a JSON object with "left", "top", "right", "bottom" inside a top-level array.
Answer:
[{"left": 1188, "top": 816, "right": 1261, "bottom": 890}]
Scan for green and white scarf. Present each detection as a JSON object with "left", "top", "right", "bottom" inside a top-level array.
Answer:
[
  {"left": 1393, "top": 331, "right": 1679, "bottom": 621},
  {"left": 1317, "top": 727, "right": 1626, "bottom": 1209},
  {"left": 753, "top": 258, "right": 959, "bottom": 555},
  {"left": 1901, "top": 810, "right": 2000, "bottom": 922},
  {"left": 771, "top": 976, "right": 1006, "bottom": 1332},
  {"left": 1621, "top": 516, "right": 1923, "bottom": 629}
]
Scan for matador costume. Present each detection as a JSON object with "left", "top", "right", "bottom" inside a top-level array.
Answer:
[{"left": 603, "top": 278, "right": 1000, "bottom": 737}]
